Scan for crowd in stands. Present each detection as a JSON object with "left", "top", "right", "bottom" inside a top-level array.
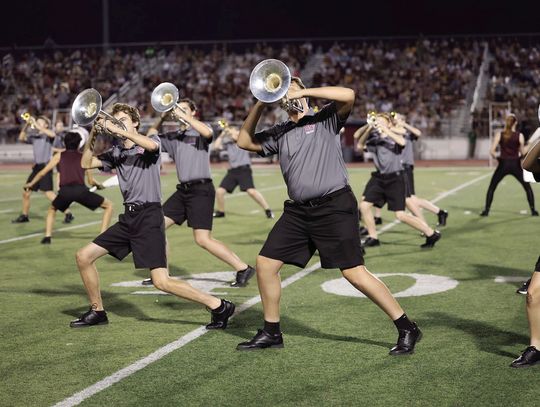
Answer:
[
  {"left": 10, "top": 36, "right": 540, "bottom": 145},
  {"left": 487, "top": 38, "right": 540, "bottom": 138}
]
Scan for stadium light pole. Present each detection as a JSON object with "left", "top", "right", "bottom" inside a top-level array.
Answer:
[{"left": 102, "top": 0, "right": 110, "bottom": 51}]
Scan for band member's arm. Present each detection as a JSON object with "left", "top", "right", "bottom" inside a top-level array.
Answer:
[
  {"left": 103, "top": 121, "right": 159, "bottom": 152},
  {"left": 81, "top": 128, "right": 104, "bottom": 169},
  {"left": 173, "top": 107, "right": 213, "bottom": 138},
  {"left": 402, "top": 121, "right": 422, "bottom": 137},
  {"left": 490, "top": 132, "right": 501, "bottom": 159},
  {"left": 24, "top": 153, "right": 61, "bottom": 190},
  {"left": 288, "top": 86, "right": 355, "bottom": 119},
  {"left": 213, "top": 131, "right": 225, "bottom": 150},
  {"left": 522, "top": 138, "right": 540, "bottom": 172},
  {"left": 354, "top": 124, "right": 372, "bottom": 150},
  {"left": 238, "top": 101, "right": 266, "bottom": 152},
  {"left": 34, "top": 120, "right": 55, "bottom": 138},
  {"left": 519, "top": 133, "right": 527, "bottom": 157},
  {"left": 18, "top": 123, "right": 29, "bottom": 142},
  {"left": 147, "top": 115, "right": 166, "bottom": 137},
  {"left": 379, "top": 124, "right": 406, "bottom": 146}
]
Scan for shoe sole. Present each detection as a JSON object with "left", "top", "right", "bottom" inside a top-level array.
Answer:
[
  {"left": 516, "top": 290, "right": 528, "bottom": 295},
  {"left": 236, "top": 343, "right": 284, "bottom": 351},
  {"left": 510, "top": 360, "right": 540, "bottom": 368},
  {"left": 70, "top": 320, "right": 109, "bottom": 328}
]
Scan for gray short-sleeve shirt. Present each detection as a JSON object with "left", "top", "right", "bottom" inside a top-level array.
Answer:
[
  {"left": 223, "top": 138, "right": 251, "bottom": 168},
  {"left": 366, "top": 130, "right": 404, "bottom": 174},
  {"left": 400, "top": 132, "right": 416, "bottom": 166},
  {"left": 98, "top": 135, "right": 162, "bottom": 204},
  {"left": 26, "top": 129, "right": 53, "bottom": 164},
  {"left": 159, "top": 127, "right": 212, "bottom": 182},
  {"left": 255, "top": 102, "right": 349, "bottom": 202}
]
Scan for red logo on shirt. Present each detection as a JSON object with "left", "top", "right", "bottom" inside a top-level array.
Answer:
[{"left": 304, "top": 124, "right": 316, "bottom": 134}]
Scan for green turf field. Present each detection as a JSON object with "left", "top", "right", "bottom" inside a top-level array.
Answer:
[{"left": 1, "top": 165, "right": 539, "bottom": 407}]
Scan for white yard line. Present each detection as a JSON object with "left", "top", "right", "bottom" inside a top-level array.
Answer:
[
  {"left": 53, "top": 173, "right": 489, "bottom": 407},
  {"left": 0, "top": 185, "right": 286, "bottom": 246},
  {"left": 0, "top": 209, "right": 14, "bottom": 214}
]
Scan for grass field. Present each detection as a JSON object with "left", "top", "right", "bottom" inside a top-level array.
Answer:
[{"left": 1, "top": 165, "right": 539, "bottom": 407}]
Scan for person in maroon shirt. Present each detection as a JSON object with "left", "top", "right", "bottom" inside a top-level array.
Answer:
[
  {"left": 25, "top": 132, "right": 113, "bottom": 244},
  {"left": 480, "top": 114, "right": 537, "bottom": 217}
]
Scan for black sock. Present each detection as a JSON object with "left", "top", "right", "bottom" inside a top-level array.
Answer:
[
  {"left": 95, "top": 310, "right": 106, "bottom": 316},
  {"left": 212, "top": 300, "right": 225, "bottom": 313},
  {"left": 264, "top": 320, "right": 280, "bottom": 335},
  {"left": 393, "top": 314, "right": 415, "bottom": 331}
]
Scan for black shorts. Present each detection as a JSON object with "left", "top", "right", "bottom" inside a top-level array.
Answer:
[
  {"left": 363, "top": 171, "right": 406, "bottom": 212},
  {"left": 535, "top": 256, "right": 540, "bottom": 272},
  {"left": 403, "top": 165, "right": 415, "bottom": 197},
  {"left": 27, "top": 163, "right": 53, "bottom": 192},
  {"left": 93, "top": 203, "right": 167, "bottom": 269},
  {"left": 260, "top": 186, "right": 364, "bottom": 270},
  {"left": 163, "top": 181, "right": 215, "bottom": 230},
  {"left": 219, "top": 166, "right": 255, "bottom": 193},
  {"left": 52, "top": 184, "right": 104, "bottom": 212}
]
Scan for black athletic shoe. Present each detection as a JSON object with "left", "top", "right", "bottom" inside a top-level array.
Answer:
[
  {"left": 510, "top": 346, "right": 540, "bottom": 368},
  {"left": 532, "top": 210, "right": 539, "bottom": 216},
  {"left": 516, "top": 279, "right": 531, "bottom": 295},
  {"left": 480, "top": 209, "right": 489, "bottom": 217},
  {"left": 237, "top": 329, "right": 284, "bottom": 350},
  {"left": 70, "top": 308, "right": 108, "bottom": 328},
  {"left": 12, "top": 214, "right": 29, "bottom": 223},
  {"left": 206, "top": 299, "right": 235, "bottom": 329},
  {"left": 41, "top": 236, "right": 51, "bottom": 244},
  {"left": 265, "top": 209, "right": 275, "bottom": 219},
  {"left": 359, "top": 226, "right": 369, "bottom": 237},
  {"left": 363, "top": 237, "right": 380, "bottom": 247},
  {"left": 141, "top": 278, "right": 153, "bottom": 286},
  {"left": 437, "top": 210, "right": 449, "bottom": 226},
  {"left": 421, "top": 231, "right": 441, "bottom": 248},
  {"left": 231, "top": 266, "right": 255, "bottom": 287},
  {"left": 374, "top": 216, "right": 383, "bottom": 225},
  {"left": 213, "top": 211, "right": 225, "bottom": 218},
  {"left": 389, "top": 323, "right": 422, "bottom": 355},
  {"left": 63, "top": 213, "right": 74, "bottom": 224}
]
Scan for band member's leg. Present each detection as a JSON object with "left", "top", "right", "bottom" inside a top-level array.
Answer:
[
  {"left": 22, "top": 189, "right": 32, "bottom": 216},
  {"left": 44, "top": 205, "right": 56, "bottom": 238},
  {"left": 256, "top": 255, "right": 284, "bottom": 322},
  {"left": 100, "top": 199, "right": 114, "bottom": 233},
  {"left": 482, "top": 164, "right": 506, "bottom": 215},
  {"left": 415, "top": 197, "right": 441, "bottom": 214},
  {"left": 341, "top": 265, "right": 403, "bottom": 320},
  {"left": 246, "top": 188, "right": 270, "bottom": 210},
  {"left": 509, "top": 163, "right": 537, "bottom": 214},
  {"left": 150, "top": 267, "right": 221, "bottom": 308},
  {"left": 360, "top": 200, "right": 377, "bottom": 238},
  {"left": 75, "top": 243, "right": 110, "bottom": 310},
  {"left": 405, "top": 196, "right": 427, "bottom": 223},
  {"left": 216, "top": 187, "right": 227, "bottom": 213},
  {"left": 44, "top": 190, "right": 56, "bottom": 202},
  {"left": 527, "top": 273, "right": 540, "bottom": 349},
  {"left": 192, "top": 228, "right": 248, "bottom": 271},
  {"left": 395, "top": 210, "right": 433, "bottom": 235}
]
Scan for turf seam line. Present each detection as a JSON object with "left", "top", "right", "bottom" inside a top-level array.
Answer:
[{"left": 52, "top": 173, "right": 489, "bottom": 407}]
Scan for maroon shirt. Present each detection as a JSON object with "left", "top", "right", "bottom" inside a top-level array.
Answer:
[
  {"left": 59, "top": 150, "right": 85, "bottom": 187},
  {"left": 499, "top": 131, "right": 520, "bottom": 159}
]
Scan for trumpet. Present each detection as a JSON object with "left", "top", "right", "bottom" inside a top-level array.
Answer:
[
  {"left": 71, "top": 88, "right": 127, "bottom": 138},
  {"left": 150, "top": 82, "right": 189, "bottom": 127},
  {"left": 21, "top": 112, "right": 36, "bottom": 129},
  {"left": 249, "top": 59, "right": 304, "bottom": 113},
  {"left": 366, "top": 111, "right": 377, "bottom": 126},
  {"left": 218, "top": 119, "right": 229, "bottom": 129}
]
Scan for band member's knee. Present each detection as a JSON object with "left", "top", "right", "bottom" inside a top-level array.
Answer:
[
  {"left": 216, "top": 187, "right": 226, "bottom": 196},
  {"left": 194, "top": 233, "right": 211, "bottom": 249},
  {"left": 526, "top": 283, "right": 540, "bottom": 306},
  {"left": 76, "top": 248, "right": 92, "bottom": 267},
  {"left": 101, "top": 199, "right": 113, "bottom": 210},
  {"left": 246, "top": 188, "right": 256, "bottom": 195},
  {"left": 152, "top": 275, "right": 170, "bottom": 292},
  {"left": 395, "top": 211, "right": 407, "bottom": 221}
]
